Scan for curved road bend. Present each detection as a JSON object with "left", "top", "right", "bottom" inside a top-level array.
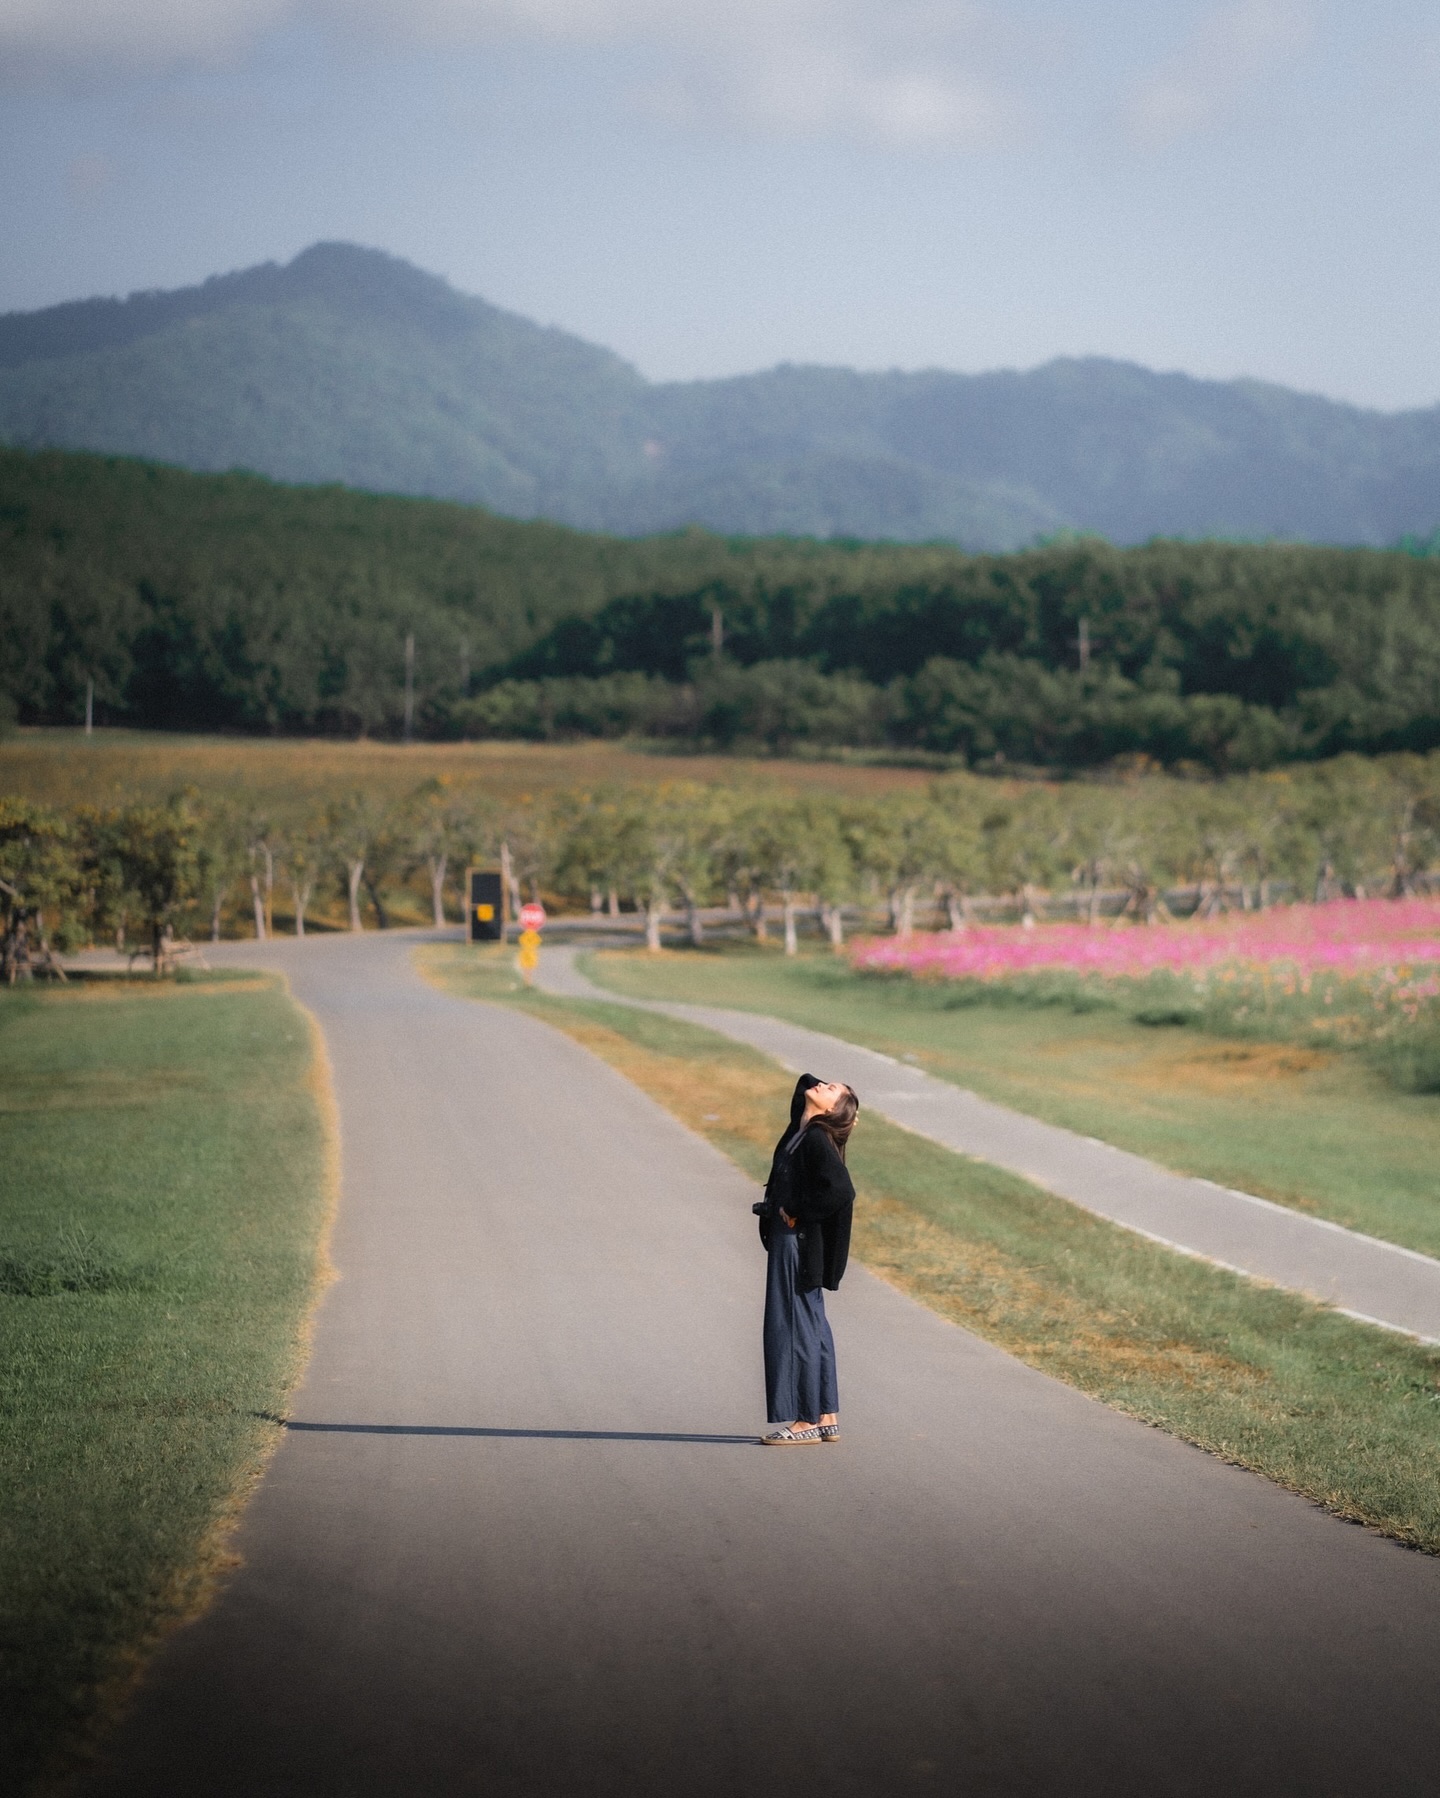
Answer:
[
  {"left": 536, "top": 946, "right": 1440, "bottom": 1341},
  {"left": 84, "top": 931, "right": 1440, "bottom": 1798}
]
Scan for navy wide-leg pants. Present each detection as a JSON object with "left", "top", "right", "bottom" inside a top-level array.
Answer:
[{"left": 763, "top": 1229, "right": 838, "bottom": 1423}]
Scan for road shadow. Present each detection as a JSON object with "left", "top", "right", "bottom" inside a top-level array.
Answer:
[{"left": 281, "top": 1420, "right": 757, "bottom": 1445}]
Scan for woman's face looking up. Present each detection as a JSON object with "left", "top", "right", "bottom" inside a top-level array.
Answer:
[{"left": 803, "top": 1080, "right": 846, "bottom": 1118}]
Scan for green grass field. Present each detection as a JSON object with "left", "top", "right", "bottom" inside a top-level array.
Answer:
[
  {"left": 421, "top": 944, "right": 1440, "bottom": 1554},
  {"left": 0, "top": 973, "right": 331, "bottom": 1795},
  {"left": 575, "top": 944, "right": 1440, "bottom": 1259}
]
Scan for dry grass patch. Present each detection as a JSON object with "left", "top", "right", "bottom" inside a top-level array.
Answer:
[
  {"left": 2, "top": 728, "right": 935, "bottom": 815},
  {"left": 25, "top": 972, "right": 271, "bottom": 1003},
  {"left": 546, "top": 1012, "right": 794, "bottom": 1164},
  {"left": 1020, "top": 1032, "right": 1333, "bottom": 1095},
  {"left": 854, "top": 1193, "right": 1266, "bottom": 1395},
  {"left": 1142, "top": 1039, "right": 1332, "bottom": 1085}
]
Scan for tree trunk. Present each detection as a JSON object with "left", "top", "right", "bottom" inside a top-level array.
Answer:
[
  {"left": 347, "top": 860, "right": 365, "bottom": 931},
  {"left": 293, "top": 877, "right": 312, "bottom": 936},
  {"left": 645, "top": 898, "right": 664, "bottom": 952},
  {"left": 500, "top": 841, "right": 521, "bottom": 933},
  {"left": 783, "top": 893, "right": 798, "bottom": 956},
  {"left": 824, "top": 903, "right": 845, "bottom": 951},
  {"left": 430, "top": 855, "right": 448, "bottom": 928},
  {"left": 33, "top": 922, "right": 65, "bottom": 983},
  {"left": 263, "top": 845, "right": 274, "bottom": 939},
  {"left": 945, "top": 891, "right": 968, "bottom": 932},
  {"left": 5, "top": 914, "right": 29, "bottom": 982},
  {"left": 748, "top": 890, "right": 767, "bottom": 941},
  {"left": 363, "top": 870, "right": 389, "bottom": 929},
  {"left": 607, "top": 888, "right": 620, "bottom": 918},
  {"left": 686, "top": 897, "right": 704, "bottom": 947},
  {"left": 210, "top": 886, "right": 223, "bottom": 943},
  {"left": 250, "top": 872, "right": 266, "bottom": 940},
  {"left": 1019, "top": 885, "right": 1037, "bottom": 929},
  {"left": 897, "top": 886, "right": 917, "bottom": 936}
]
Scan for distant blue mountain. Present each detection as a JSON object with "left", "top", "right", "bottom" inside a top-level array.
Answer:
[{"left": 1, "top": 242, "right": 1436, "bottom": 549}]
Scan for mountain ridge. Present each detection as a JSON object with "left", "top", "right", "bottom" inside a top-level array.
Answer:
[{"left": 1, "top": 242, "right": 1436, "bottom": 550}]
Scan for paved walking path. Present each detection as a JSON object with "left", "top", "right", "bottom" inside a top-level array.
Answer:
[
  {"left": 83, "top": 931, "right": 1440, "bottom": 1798},
  {"left": 536, "top": 945, "right": 1440, "bottom": 1341}
]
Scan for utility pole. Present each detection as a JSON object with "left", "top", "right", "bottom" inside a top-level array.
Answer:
[
  {"left": 403, "top": 632, "right": 415, "bottom": 743},
  {"left": 85, "top": 678, "right": 94, "bottom": 737},
  {"left": 710, "top": 605, "right": 724, "bottom": 659}
]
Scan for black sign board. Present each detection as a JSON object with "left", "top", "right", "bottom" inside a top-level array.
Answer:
[{"left": 467, "top": 869, "right": 504, "bottom": 942}]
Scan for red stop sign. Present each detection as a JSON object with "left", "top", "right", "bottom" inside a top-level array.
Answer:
[{"left": 519, "top": 902, "right": 547, "bottom": 931}]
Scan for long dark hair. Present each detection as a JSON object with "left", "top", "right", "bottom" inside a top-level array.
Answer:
[{"left": 811, "top": 1085, "right": 860, "bottom": 1163}]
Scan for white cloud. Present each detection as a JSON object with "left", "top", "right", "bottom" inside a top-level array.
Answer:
[
  {"left": 611, "top": 0, "right": 1013, "bottom": 148},
  {"left": 0, "top": 0, "right": 1016, "bottom": 148},
  {"left": 402, "top": 0, "right": 1021, "bottom": 148},
  {"left": 0, "top": 0, "right": 291, "bottom": 68},
  {"left": 1127, "top": 0, "right": 1316, "bottom": 146}
]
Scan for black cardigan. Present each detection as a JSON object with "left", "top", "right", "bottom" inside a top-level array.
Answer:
[{"left": 759, "top": 1074, "right": 855, "bottom": 1293}]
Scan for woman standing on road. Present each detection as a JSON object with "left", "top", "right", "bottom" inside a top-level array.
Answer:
[{"left": 755, "top": 1074, "right": 859, "bottom": 1445}]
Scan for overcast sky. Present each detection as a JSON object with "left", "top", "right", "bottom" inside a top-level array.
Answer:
[{"left": 2, "top": 1, "right": 1438, "bottom": 409}]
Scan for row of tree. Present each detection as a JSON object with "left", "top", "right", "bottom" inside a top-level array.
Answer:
[
  {"left": 0, "top": 779, "right": 495, "bottom": 978},
  {"left": 545, "top": 751, "right": 1440, "bottom": 946},
  {"left": 457, "top": 658, "right": 1344, "bottom": 770},
  {"left": 4, "top": 753, "right": 1438, "bottom": 978}
]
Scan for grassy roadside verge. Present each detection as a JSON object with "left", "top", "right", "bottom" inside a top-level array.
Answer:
[
  {"left": 576, "top": 943, "right": 1440, "bottom": 1258},
  {"left": 0, "top": 973, "right": 332, "bottom": 1797},
  {"left": 421, "top": 942, "right": 1440, "bottom": 1554}
]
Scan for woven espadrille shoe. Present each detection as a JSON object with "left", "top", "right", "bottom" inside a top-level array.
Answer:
[{"left": 760, "top": 1424, "right": 823, "bottom": 1445}]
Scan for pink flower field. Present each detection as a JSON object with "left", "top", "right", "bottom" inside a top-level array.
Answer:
[{"left": 852, "top": 898, "right": 1440, "bottom": 985}]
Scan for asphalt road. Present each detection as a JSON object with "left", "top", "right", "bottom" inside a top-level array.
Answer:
[
  {"left": 536, "top": 945, "right": 1440, "bottom": 1341},
  {"left": 83, "top": 931, "right": 1440, "bottom": 1798}
]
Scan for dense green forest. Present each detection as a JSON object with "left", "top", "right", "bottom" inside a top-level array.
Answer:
[
  {"left": 4, "top": 446, "right": 1440, "bottom": 773},
  {"left": 0, "top": 447, "right": 867, "bottom": 732}
]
